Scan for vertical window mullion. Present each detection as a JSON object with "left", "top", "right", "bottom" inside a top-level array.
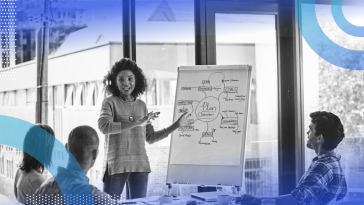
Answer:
[{"left": 123, "top": 0, "right": 136, "bottom": 61}]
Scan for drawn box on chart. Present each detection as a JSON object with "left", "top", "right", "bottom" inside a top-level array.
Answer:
[
  {"left": 221, "top": 117, "right": 238, "bottom": 125},
  {"left": 202, "top": 132, "right": 213, "bottom": 137},
  {"left": 224, "top": 87, "right": 238, "bottom": 93},
  {"left": 198, "top": 86, "right": 212, "bottom": 91},
  {"left": 178, "top": 100, "right": 193, "bottom": 105},
  {"left": 179, "top": 108, "right": 188, "bottom": 113},
  {"left": 178, "top": 126, "right": 194, "bottom": 131},
  {"left": 187, "top": 119, "right": 195, "bottom": 125}
]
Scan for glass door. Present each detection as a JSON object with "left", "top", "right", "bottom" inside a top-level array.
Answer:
[{"left": 205, "top": 1, "right": 279, "bottom": 197}]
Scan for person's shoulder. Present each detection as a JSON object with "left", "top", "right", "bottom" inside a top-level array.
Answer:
[
  {"left": 312, "top": 159, "right": 332, "bottom": 169},
  {"left": 135, "top": 99, "right": 147, "bottom": 107},
  {"left": 307, "top": 160, "right": 336, "bottom": 179},
  {"left": 37, "top": 177, "right": 57, "bottom": 190},
  {"left": 321, "top": 156, "right": 345, "bottom": 176},
  {"left": 30, "top": 169, "right": 45, "bottom": 177},
  {"left": 34, "top": 177, "right": 59, "bottom": 196},
  {"left": 18, "top": 169, "right": 45, "bottom": 183},
  {"left": 28, "top": 171, "right": 46, "bottom": 184},
  {"left": 316, "top": 155, "right": 342, "bottom": 168},
  {"left": 103, "top": 96, "right": 117, "bottom": 103},
  {"left": 101, "top": 96, "right": 118, "bottom": 107}
]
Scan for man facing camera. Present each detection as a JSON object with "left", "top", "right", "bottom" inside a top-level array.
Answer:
[
  {"left": 241, "top": 111, "right": 347, "bottom": 205},
  {"left": 34, "top": 126, "right": 119, "bottom": 205}
]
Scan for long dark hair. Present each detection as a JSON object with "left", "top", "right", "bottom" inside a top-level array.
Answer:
[
  {"left": 102, "top": 58, "right": 148, "bottom": 99},
  {"left": 20, "top": 124, "right": 55, "bottom": 173}
]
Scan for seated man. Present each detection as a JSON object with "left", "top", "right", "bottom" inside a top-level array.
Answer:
[
  {"left": 34, "top": 125, "right": 119, "bottom": 205},
  {"left": 241, "top": 111, "right": 347, "bottom": 205}
]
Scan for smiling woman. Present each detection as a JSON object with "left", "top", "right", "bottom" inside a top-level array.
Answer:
[
  {"left": 98, "top": 58, "right": 188, "bottom": 200},
  {"left": 116, "top": 70, "right": 137, "bottom": 122}
]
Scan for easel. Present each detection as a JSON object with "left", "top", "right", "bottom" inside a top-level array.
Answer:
[{"left": 166, "top": 65, "right": 252, "bottom": 198}]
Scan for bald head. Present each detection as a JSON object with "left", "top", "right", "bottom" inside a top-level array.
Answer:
[{"left": 67, "top": 126, "right": 99, "bottom": 168}]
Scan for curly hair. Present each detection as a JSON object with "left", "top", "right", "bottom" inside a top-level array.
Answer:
[
  {"left": 20, "top": 124, "right": 55, "bottom": 173},
  {"left": 102, "top": 58, "right": 148, "bottom": 99},
  {"left": 310, "top": 111, "right": 345, "bottom": 151}
]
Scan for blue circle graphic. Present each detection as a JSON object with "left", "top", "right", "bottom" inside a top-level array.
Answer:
[
  {"left": 0, "top": 115, "right": 95, "bottom": 205},
  {"left": 296, "top": 0, "right": 364, "bottom": 70},
  {"left": 331, "top": 0, "right": 364, "bottom": 37}
]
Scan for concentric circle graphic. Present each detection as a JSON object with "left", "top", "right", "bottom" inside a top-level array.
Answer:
[
  {"left": 331, "top": 0, "right": 364, "bottom": 37},
  {"left": 296, "top": 0, "right": 364, "bottom": 70}
]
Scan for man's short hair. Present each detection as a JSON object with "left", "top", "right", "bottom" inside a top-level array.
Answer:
[
  {"left": 67, "top": 125, "right": 99, "bottom": 165},
  {"left": 310, "top": 111, "right": 345, "bottom": 151}
]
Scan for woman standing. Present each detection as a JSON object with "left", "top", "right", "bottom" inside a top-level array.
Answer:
[
  {"left": 98, "top": 58, "right": 186, "bottom": 200},
  {"left": 14, "top": 124, "right": 55, "bottom": 204}
]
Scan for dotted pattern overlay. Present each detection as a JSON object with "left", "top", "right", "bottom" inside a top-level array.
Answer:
[
  {"left": 25, "top": 194, "right": 126, "bottom": 205},
  {"left": 0, "top": 0, "right": 16, "bottom": 80}
]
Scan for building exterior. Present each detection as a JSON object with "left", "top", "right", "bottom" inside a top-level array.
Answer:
[{"left": 15, "top": 0, "right": 86, "bottom": 64}]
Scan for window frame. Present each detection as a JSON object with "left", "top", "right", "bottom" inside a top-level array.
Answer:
[{"left": 195, "top": 0, "right": 304, "bottom": 194}]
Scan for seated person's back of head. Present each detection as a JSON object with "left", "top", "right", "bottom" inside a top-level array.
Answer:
[
  {"left": 14, "top": 124, "right": 55, "bottom": 204},
  {"left": 34, "top": 125, "right": 118, "bottom": 205},
  {"left": 67, "top": 125, "right": 100, "bottom": 173}
]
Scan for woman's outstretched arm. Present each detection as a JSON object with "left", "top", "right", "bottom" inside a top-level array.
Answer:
[{"left": 146, "top": 112, "right": 188, "bottom": 144}]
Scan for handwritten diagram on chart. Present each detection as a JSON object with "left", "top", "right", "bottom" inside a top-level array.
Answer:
[{"left": 169, "top": 67, "right": 251, "bottom": 166}]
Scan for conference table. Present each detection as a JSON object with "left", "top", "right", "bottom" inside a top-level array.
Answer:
[
  {"left": 120, "top": 192, "right": 240, "bottom": 205},
  {"left": 120, "top": 196, "right": 213, "bottom": 205},
  {"left": 121, "top": 195, "right": 204, "bottom": 205}
]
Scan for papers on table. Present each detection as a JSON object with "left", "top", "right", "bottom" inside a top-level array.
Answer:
[
  {"left": 190, "top": 191, "right": 239, "bottom": 202},
  {"left": 119, "top": 195, "right": 206, "bottom": 205}
]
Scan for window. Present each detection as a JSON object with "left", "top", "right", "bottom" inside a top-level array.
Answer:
[
  {"left": 301, "top": 2, "right": 364, "bottom": 202},
  {"left": 213, "top": 12, "right": 278, "bottom": 196},
  {"left": 0, "top": 157, "right": 4, "bottom": 175},
  {"left": 136, "top": 0, "right": 195, "bottom": 140},
  {"left": 6, "top": 160, "right": 9, "bottom": 178},
  {"left": 135, "top": 0, "right": 195, "bottom": 196}
]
